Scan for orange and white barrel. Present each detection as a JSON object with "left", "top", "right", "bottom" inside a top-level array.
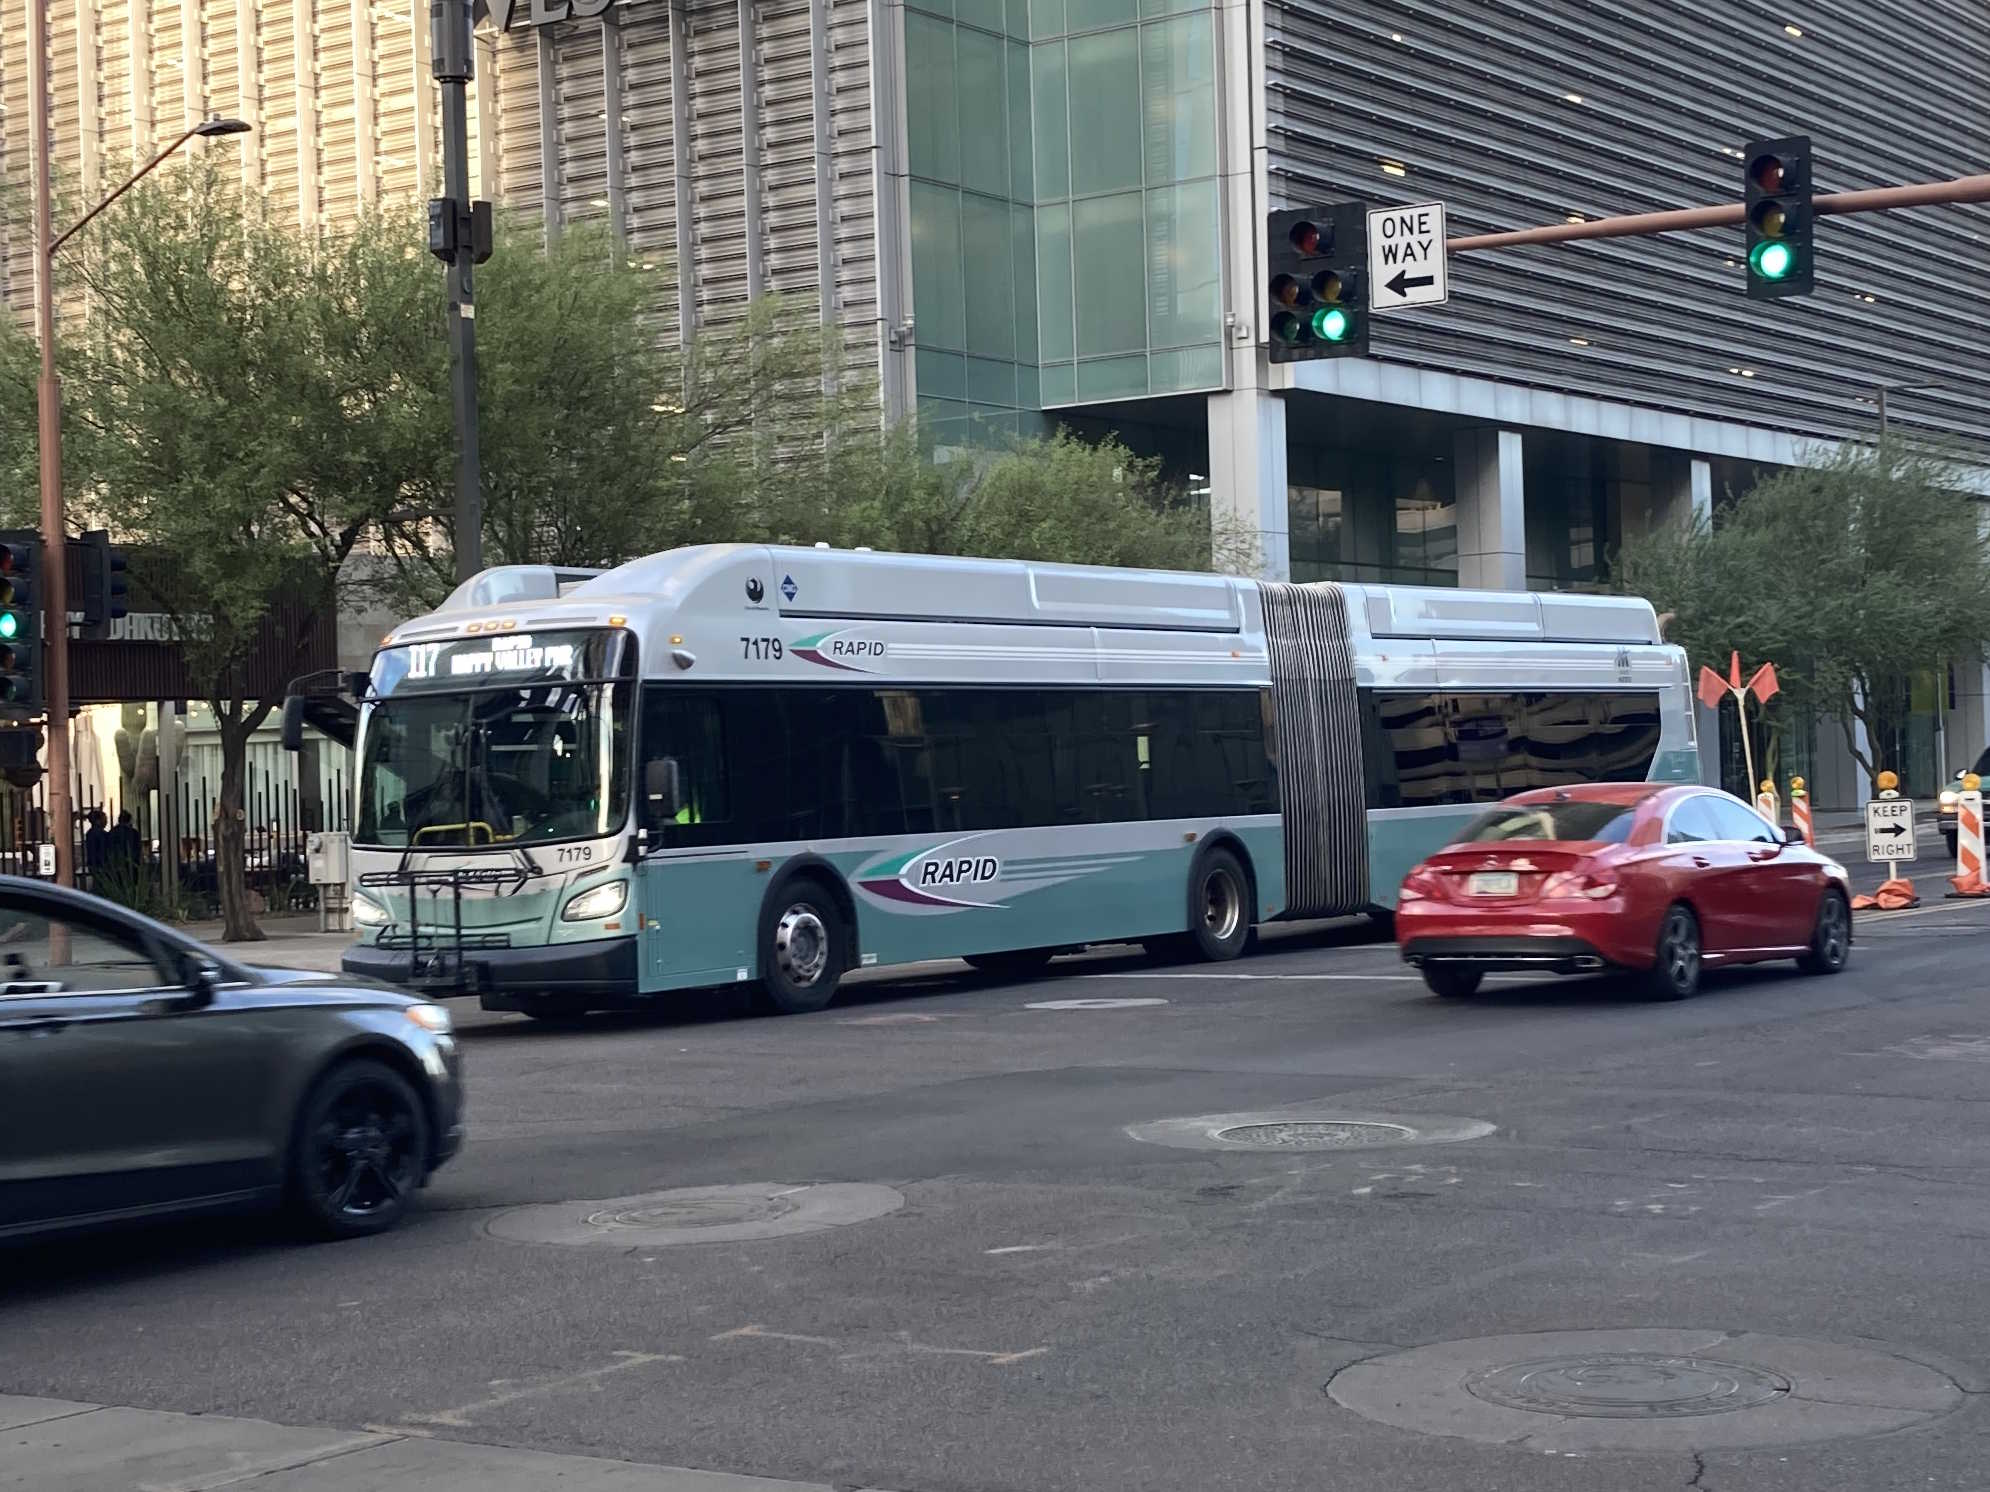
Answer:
[
  {"left": 1790, "top": 777, "right": 1813, "bottom": 847},
  {"left": 1956, "top": 780, "right": 1986, "bottom": 893},
  {"left": 1756, "top": 780, "right": 1780, "bottom": 823}
]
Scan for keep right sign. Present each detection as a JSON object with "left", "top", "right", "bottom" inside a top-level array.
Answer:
[
  {"left": 1864, "top": 797, "right": 1917, "bottom": 863},
  {"left": 1366, "top": 201, "right": 1450, "bottom": 312}
]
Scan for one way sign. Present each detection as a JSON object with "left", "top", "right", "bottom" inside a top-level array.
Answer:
[{"left": 1367, "top": 201, "right": 1449, "bottom": 312}]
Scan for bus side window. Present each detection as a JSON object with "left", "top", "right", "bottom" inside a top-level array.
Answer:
[{"left": 642, "top": 690, "right": 730, "bottom": 839}]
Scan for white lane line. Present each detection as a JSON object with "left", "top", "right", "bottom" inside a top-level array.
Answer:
[
  {"left": 1862, "top": 898, "right": 1990, "bottom": 923},
  {"left": 1026, "top": 996, "right": 1171, "bottom": 1009},
  {"left": 1079, "top": 971, "right": 1425, "bottom": 982},
  {"left": 401, "top": 1351, "right": 682, "bottom": 1427}
]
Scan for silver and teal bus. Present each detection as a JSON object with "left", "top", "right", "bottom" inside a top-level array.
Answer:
[{"left": 341, "top": 545, "right": 1698, "bottom": 1016}]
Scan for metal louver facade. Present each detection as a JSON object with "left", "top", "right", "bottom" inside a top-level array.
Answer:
[
  {"left": 0, "top": 0, "right": 884, "bottom": 388},
  {"left": 1260, "top": 0, "right": 1990, "bottom": 448}
]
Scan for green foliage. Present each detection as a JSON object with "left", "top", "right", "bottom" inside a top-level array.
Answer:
[
  {"left": 1617, "top": 441, "right": 1990, "bottom": 779},
  {"left": 67, "top": 158, "right": 433, "bottom": 698},
  {"left": 0, "top": 312, "right": 36, "bottom": 524}
]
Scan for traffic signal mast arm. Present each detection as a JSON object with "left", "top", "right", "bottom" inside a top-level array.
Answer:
[{"left": 1445, "top": 172, "right": 1990, "bottom": 253}]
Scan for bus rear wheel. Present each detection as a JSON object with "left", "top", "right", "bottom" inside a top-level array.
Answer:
[
  {"left": 756, "top": 883, "right": 846, "bottom": 1015},
  {"left": 1186, "top": 847, "right": 1252, "bottom": 962}
]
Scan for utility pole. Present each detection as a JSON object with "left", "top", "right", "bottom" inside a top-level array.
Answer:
[
  {"left": 429, "top": 0, "right": 489, "bottom": 582},
  {"left": 27, "top": 0, "right": 72, "bottom": 892}
]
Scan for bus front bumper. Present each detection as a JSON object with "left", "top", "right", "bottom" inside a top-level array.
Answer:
[{"left": 342, "top": 936, "right": 639, "bottom": 1007}]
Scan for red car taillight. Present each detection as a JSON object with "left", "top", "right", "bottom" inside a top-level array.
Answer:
[
  {"left": 1398, "top": 868, "right": 1442, "bottom": 902},
  {"left": 1540, "top": 869, "right": 1618, "bottom": 900}
]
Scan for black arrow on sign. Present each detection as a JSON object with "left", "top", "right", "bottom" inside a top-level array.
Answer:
[
  {"left": 1386, "top": 269, "right": 1435, "bottom": 297},
  {"left": 1875, "top": 822, "right": 1908, "bottom": 837}
]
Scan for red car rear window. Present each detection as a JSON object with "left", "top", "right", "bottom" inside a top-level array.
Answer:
[{"left": 1456, "top": 802, "right": 1637, "bottom": 844}]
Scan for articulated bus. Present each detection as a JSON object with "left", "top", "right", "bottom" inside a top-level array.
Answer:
[{"left": 340, "top": 545, "right": 1699, "bottom": 1017}]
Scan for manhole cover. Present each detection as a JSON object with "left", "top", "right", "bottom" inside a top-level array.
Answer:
[
  {"left": 486, "top": 1183, "right": 904, "bottom": 1248},
  {"left": 1328, "top": 1329, "right": 1965, "bottom": 1453},
  {"left": 1126, "top": 1109, "right": 1495, "bottom": 1152},
  {"left": 1215, "top": 1121, "right": 1416, "bottom": 1149},
  {"left": 1465, "top": 1353, "right": 1790, "bottom": 1418},
  {"left": 584, "top": 1192, "right": 801, "bottom": 1231}
]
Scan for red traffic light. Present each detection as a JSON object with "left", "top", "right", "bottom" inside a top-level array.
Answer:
[
  {"left": 0, "top": 546, "right": 15, "bottom": 576},
  {"left": 1748, "top": 154, "right": 1786, "bottom": 192},
  {"left": 1287, "top": 220, "right": 1330, "bottom": 256}
]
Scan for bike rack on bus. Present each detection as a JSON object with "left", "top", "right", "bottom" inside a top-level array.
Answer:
[{"left": 357, "top": 861, "right": 544, "bottom": 994}]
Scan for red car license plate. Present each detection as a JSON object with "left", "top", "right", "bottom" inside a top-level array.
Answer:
[{"left": 1467, "top": 871, "right": 1520, "bottom": 897}]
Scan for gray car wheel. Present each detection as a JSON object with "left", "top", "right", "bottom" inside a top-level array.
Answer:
[
  {"left": 1644, "top": 904, "right": 1702, "bottom": 1001},
  {"left": 289, "top": 1059, "right": 430, "bottom": 1239}
]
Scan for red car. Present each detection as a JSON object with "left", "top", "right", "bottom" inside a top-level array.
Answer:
[{"left": 1396, "top": 783, "right": 1852, "bottom": 1000}]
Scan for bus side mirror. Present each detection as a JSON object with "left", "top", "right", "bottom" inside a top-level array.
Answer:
[
  {"left": 280, "top": 696, "right": 306, "bottom": 752},
  {"left": 646, "top": 757, "right": 683, "bottom": 820}
]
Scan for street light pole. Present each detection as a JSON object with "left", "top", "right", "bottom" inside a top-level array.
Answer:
[
  {"left": 25, "top": 0, "right": 249, "bottom": 890},
  {"left": 431, "top": 0, "right": 484, "bottom": 583}
]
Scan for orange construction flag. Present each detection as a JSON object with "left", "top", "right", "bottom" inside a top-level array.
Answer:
[
  {"left": 1697, "top": 666, "right": 1730, "bottom": 711},
  {"left": 1728, "top": 650, "right": 1742, "bottom": 690},
  {"left": 1747, "top": 662, "right": 1779, "bottom": 704}
]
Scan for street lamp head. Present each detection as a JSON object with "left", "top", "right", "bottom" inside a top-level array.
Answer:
[{"left": 195, "top": 117, "right": 252, "bottom": 137}]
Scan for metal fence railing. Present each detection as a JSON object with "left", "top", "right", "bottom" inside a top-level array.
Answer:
[{"left": 0, "top": 763, "right": 351, "bottom": 919}]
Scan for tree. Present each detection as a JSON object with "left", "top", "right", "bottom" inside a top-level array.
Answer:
[
  {"left": 1616, "top": 441, "right": 1990, "bottom": 788},
  {"left": 376, "top": 221, "right": 862, "bottom": 606},
  {"left": 64, "top": 159, "right": 437, "bottom": 939},
  {"left": 373, "top": 218, "right": 1248, "bottom": 605}
]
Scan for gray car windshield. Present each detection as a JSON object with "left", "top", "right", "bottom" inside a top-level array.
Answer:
[{"left": 356, "top": 630, "right": 633, "bottom": 848}]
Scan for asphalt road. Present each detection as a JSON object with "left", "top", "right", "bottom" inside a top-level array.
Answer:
[{"left": 8, "top": 867, "right": 1990, "bottom": 1492}]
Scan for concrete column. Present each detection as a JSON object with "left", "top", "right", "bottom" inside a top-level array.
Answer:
[
  {"left": 1454, "top": 428, "right": 1525, "bottom": 591},
  {"left": 1658, "top": 454, "right": 1722, "bottom": 787},
  {"left": 1206, "top": 389, "right": 1289, "bottom": 580}
]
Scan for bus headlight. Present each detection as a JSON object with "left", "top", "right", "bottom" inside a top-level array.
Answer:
[
  {"left": 562, "top": 880, "right": 629, "bottom": 922},
  {"left": 352, "top": 893, "right": 391, "bottom": 928}
]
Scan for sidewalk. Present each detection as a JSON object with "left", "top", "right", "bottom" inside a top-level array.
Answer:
[
  {"left": 178, "top": 913, "right": 355, "bottom": 975},
  {"left": 0, "top": 1395, "right": 895, "bottom": 1492}
]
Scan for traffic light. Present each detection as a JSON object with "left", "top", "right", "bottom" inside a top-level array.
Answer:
[
  {"left": 78, "top": 530, "right": 129, "bottom": 640},
  {"left": 0, "top": 531, "right": 39, "bottom": 711},
  {"left": 1743, "top": 135, "right": 1813, "bottom": 299},
  {"left": 1266, "top": 203, "right": 1368, "bottom": 362},
  {"left": 0, "top": 726, "right": 42, "bottom": 787}
]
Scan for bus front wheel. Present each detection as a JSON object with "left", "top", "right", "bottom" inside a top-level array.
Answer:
[
  {"left": 756, "top": 882, "right": 846, "bottom": 1015},
  {"left": 1186, "top": 847, "right": 1253, "bottom": 962}
]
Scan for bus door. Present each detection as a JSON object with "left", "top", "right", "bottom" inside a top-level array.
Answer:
[{"left": 635, "top": 692, "right": 758, "bottom": 992}]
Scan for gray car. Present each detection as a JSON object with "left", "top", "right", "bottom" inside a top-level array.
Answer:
[{"left": 0, "top": 875, "right": 463, "bottom": 1243}]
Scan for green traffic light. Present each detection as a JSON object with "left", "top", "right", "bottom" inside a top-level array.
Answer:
[
  {"left": 0, "top": 612, "right": 18, "bottom": 641},
  {"left": 1311, "top": 306, "right": 1350, "bottom": 343},
  {"left": 1749, "top": 240, "right": 1794, "bottom": 281}
]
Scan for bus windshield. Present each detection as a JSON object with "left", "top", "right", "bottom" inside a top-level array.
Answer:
[{"left": 356, "top": 630, "right": 633, "bottom": 848}]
